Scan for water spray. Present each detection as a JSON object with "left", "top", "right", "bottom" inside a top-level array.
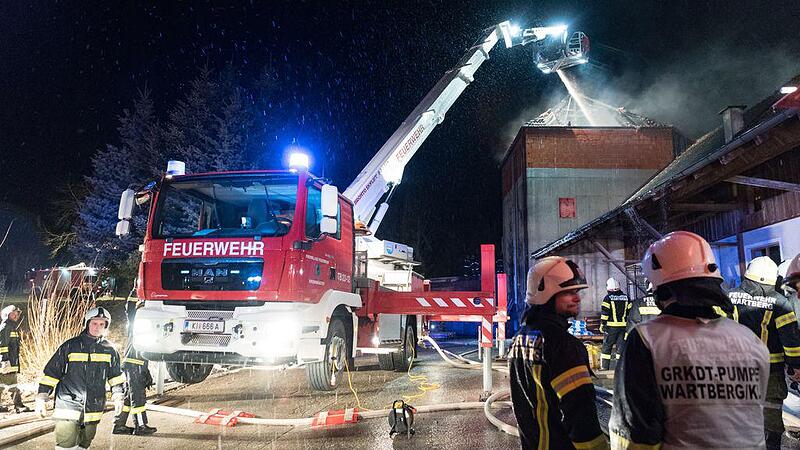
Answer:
[{"left": 557, "top": 70, "right": 597, "bottom": 126}]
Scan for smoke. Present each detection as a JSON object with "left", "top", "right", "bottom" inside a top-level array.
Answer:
[
  {"left": 592, "top": 40, "right": 800, "bottom": 139},
  {"left": 495, "top": 35, "right": 800, "bottom": 160}
]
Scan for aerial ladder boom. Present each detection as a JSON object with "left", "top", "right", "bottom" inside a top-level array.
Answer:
[{"left": 342, "top": 21, "right": 588, "bottom": 235}]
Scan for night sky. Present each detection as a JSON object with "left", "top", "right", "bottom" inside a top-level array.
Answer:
[{"left": 1, "top": 1, "right": 799, "bottom": 275}]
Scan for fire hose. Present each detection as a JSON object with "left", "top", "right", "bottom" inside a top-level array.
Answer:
[{"left": 146, "top": 400, "right": 513, "bottom": 428}]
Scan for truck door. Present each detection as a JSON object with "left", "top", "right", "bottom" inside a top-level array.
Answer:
[{"left": 303, "top": 185, "right": 352, "bottom": 299}]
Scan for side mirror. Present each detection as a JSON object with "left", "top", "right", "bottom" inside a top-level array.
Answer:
[
  {"left": 320, "top": 184, "right": 339, "bottom": 235},
  {"left": 116, "top": 189, "right": 135, "bottom": 237},
  {"left": 320, "top": 217, "right": 337, "bottom": 235},
  {"left": 321, "top": 185, "right": 338, "bottom": 217}
]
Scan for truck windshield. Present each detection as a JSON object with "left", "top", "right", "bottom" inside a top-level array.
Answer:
[{"left": 153, "top": 175, "right": 299, "bottom": 238}]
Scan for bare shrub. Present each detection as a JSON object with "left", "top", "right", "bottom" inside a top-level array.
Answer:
[{"left": 19, "top": 270, "right": 98, "bottom": 384}]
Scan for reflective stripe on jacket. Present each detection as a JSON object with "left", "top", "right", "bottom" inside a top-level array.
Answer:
[
  {"left": 610, "top": 304, "right": 768, "bottom": 449},
  {"left": 509, "top": 309, "right": 608, "bottom": 450},
  {"left": 0, "top": 319, "right": 20, "bottom": 373},
  {"left": 37, "top": 332, "right": 124, "bottom": 423},
  {"left": 625, "top": 294, "right": 661, "bottom": 334},
  {"left": 601, "top": 291, "right": 631, "bottom": 330},
  {"left": 729, "top": 279, "right": 800, "bottom": 370}
]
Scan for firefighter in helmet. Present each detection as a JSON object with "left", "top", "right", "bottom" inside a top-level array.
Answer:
[
  {"left": 113, "top": 296, "right": 157, "bottom": 435},
  {"left": 599, "top": 277, "right": 630, "bottom": 370},
  {"left": 508, "top": 256, "right": 608, "bottom": 449},
  {"left": 35, "top": 307, "right": 125, "bottom": 449},
  {"left": 610, "top": 231, "right": 769, "bottom": 448},
  {"left": 0, "top": 305, "right": 31, "bottom": 413},
  {"left": 728, "top": 256, "right": 800, "bottom": 445}
]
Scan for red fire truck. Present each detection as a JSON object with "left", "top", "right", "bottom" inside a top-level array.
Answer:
[{"left": 116, "top": 21, "right": 587, "bottom": 390}]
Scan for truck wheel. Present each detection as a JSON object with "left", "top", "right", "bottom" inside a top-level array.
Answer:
[
  {"left": 306, "top": 318, "right": 349, "bottom": 391},
  {"left": 377, "top": 353, "right": 394, "bottom": 371},
  {"left": 391, "top": 325, "right": 416, "bottom": 372},
  {"left": 166, "top": 362, "right": 212, "bottom": 384}
]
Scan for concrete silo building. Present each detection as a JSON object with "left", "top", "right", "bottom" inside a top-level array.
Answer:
[{"left": 501, "top": 97, "right": 687, "bottom": 325}]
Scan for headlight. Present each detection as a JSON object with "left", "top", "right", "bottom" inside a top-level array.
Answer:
[
  {"left": 265, "top": 320, "right": 300, "bottom": 341},
  {"left": 132, "top": 319, "right": 156, "bottom": 346}
]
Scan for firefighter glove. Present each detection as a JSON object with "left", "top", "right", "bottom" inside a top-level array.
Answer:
[
  {"left": 112, "top": 392, "right": 125, "bottom": 416},
  {"left": 34, "top": 393, "right": 48, "bottom": 418},
  {"left": 0, "top": 361, "right": 9, "bottom": 374}
]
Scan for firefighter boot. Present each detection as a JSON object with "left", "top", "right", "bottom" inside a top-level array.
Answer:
[
  {"left": 112, "top": 411, "right": 135, "bottom": 435},
  {"left": 11, "top": 388, "right": 31, "bottom": 413},
  {"left": 133, "top": 412, "right": 157, "bottom": 436},
  {"left": 0, "top": 387, "right": 7, "bottom": 413}
]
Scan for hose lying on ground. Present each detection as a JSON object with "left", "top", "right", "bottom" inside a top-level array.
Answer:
[
  {"left": 146, "top": 400, "right": 513, "bottom": 428},
  {"left": 420, "top": 336, "right": 509, "bottom": 374}
]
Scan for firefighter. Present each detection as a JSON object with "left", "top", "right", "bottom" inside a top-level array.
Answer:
[
  {"left": 0, "top": 305, "right": 31, "bottom": 413},
  {"left": 624, "top": 282, "right": 660, "bottom": 337},
  {"left": 508, "top": 256, "right": 608, "bottom": 450},
  {"left": 599, "top": 278, "right": 630, "bottom": 370},
  {"left": 113, "top": 297, "right": 157, "bottom": 435},
  {"left": 35, "top": 307, "right": 125, "bottom": 450},
  {"left": 610, "top": 231, "right": 769, "bottom": 448},
  {"left": 728, "top": 256, "right": 800, "bottom": 446}
]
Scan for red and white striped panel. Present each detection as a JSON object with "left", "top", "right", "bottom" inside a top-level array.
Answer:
[
  {"left": 481, "top": 316, "right": 493, "bottom": 348},
  {"left": 497, "top": 320, "right": 505, "bottom": 343},
  {"left": 414, "top": 296, "right": 494, "bottom": 310}
]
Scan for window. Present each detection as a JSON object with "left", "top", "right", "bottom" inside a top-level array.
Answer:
[
  {"left": 750, "top": 244, "right": 781, "bottom": 265},
  {"left": 559, "top": 198, "right": 576, "bottom": 219},
  {"left": 306, "top": 187, "right": 322, "bottom": 239},
  {"left": 154, "top": 175, "right": 298, "bottom": 238},
  {"left": 305, "top": 186, "right": 341, "bottom": 240}
]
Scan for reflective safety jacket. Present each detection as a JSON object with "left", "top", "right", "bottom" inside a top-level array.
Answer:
[
  {"left": 610, "top": 303, "right": 769, "bottom": 449},
  {"left": 509, "top": 308, "right": 608, "bottom": 450},
  {"left": 625, "top": 293, "right": 660, "bottom": 334},
  {"left": 0, "top": 318, "right": 20, "bottom": 373},
  {"left": 38, "top": 332, "right": 125, "bottom": 423},
  {"left": 601, "top": 291, "right": 630, "bottom": 332},
  {"left": 729, "top": 279, "right": 800, "bottom": 369}
]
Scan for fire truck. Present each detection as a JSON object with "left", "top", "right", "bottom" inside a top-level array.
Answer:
[{"left": 116, "top": 21, "right": 588, "bottom": 390}]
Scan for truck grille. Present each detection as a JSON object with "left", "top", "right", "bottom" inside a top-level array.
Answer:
[
  {"left": 186, "top": 310, "right": 235, "bottom": 320},
  {"left": 185, "top": 334, "right": 232, "bottom": 347},
  {"left": 161, "top": 258, "right": 264, "bottom": 291}
]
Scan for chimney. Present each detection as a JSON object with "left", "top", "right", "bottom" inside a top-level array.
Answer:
[{"left": 719, "top": 105, "right": 746, "bottom": 143}]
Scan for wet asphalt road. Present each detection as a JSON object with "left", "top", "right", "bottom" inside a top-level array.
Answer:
[{"left": 14, "top": 341, "right": 521, "bottom": 449}]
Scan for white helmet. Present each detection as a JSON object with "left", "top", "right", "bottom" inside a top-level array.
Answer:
[
  {"left": 1, "top": 305, "right": 19, "bottom": 321},
  {"left": 642, "top": 231, "right": 722, "bottom": 289},
  {"left": 784, "top": 254, "right": 800, "bottom": 291},
  {"left": 526, "top": 256, "right": 588, "bottom": 305},
  {"left": 745, "top": 256, "right": 778, "bottom": 286},
  {"left": 606, "top": 278, "right": 620, "bottom": 291},
  {"left": 84, "top": 307, "right": 112, "bottom": 328}
]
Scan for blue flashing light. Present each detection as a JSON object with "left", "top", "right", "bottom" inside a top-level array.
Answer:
[{"left": 288, "top": 152, "right": 310, "bottom": 172}]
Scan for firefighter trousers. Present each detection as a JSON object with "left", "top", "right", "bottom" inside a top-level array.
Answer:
[
  {"left": 113, "top": 369, "right": 149, "bottom": 429},
  {"left": 54, "top": 419, "right": 97, "bottom": 449},
  {"left": 765, "top": 367, "right": 788, "bottom": 446},
  {"left": 601, "top": 327, "right": 625, "bottom": 370}
]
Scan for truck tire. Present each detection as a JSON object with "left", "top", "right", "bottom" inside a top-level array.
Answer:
[
  {"left": 377, "top": 353, "right": 394, "bottom": 371},
  {"left": 391, "top": 324, "right": 416, "bottom": 372},
  {"left": 166, "top": 362, "right": 212, "bottom": 384},
  {"left": 306, "top": 317, "right": 349, "bottom": 391}
]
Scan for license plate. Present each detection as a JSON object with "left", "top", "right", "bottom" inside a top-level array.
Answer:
[{"left": 184, "top": 320, "right": 225, "bottom": 334}]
